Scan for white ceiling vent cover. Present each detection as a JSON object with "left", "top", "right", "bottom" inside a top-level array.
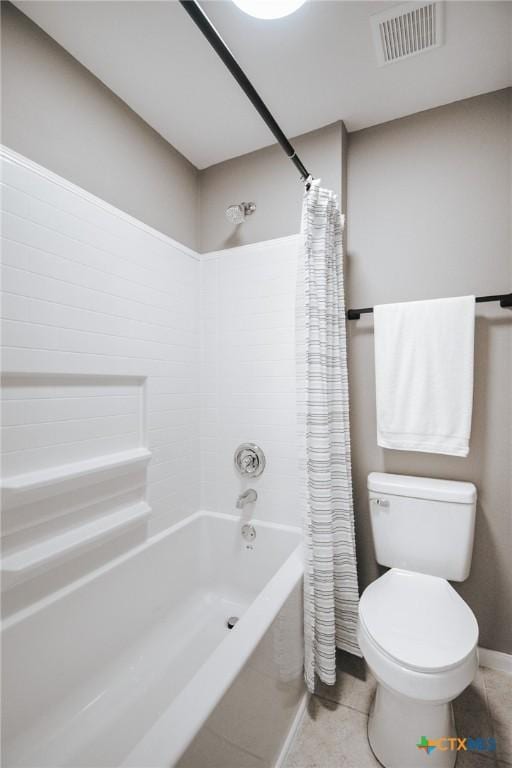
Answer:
[{"left": 371, "top": 2, "right": 443, "bottom": 66}]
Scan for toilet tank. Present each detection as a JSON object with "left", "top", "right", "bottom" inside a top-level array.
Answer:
[{"left": 368, "top": 472, "right": 477, "bottom": 581}]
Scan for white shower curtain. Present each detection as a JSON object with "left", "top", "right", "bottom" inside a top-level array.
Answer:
[{"left": 296, "top": 182, "right": 360, "bottom": 692}]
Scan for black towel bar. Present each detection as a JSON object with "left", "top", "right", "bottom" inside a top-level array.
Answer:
[{"left": 346, "top": 293, "right": 512, "bottom": 321}]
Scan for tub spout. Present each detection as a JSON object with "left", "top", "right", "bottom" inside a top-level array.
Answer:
[{"left": 236, "top": 489, "right": 257, "bottom": 509}]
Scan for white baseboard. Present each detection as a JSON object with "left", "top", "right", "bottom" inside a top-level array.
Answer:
[
  {"left": 478, "top": 646, "right": 512, "bottom": 674},
  {"left": 274, "top": 690, "right": 310, "bottom": 768}
]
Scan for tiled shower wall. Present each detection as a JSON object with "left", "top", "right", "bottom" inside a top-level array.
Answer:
[
  {"left": 1, "top": 148, "right": 201, "bottom": 607},
  {"left": 1, "top": 148, "right": 301, "bottom": 609},
  {"left": 199, "top": 236, "right": 300, "bottom": 527}
]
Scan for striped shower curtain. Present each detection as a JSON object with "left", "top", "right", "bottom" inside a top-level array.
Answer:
[{"left": 296, "top": 182, "right": 360, "bottom": 692}]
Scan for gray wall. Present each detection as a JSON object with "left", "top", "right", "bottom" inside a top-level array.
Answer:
[
  {"left": 346, "top": 89, "right": 512, "bottom": 654},
  {"left": 3, "top": 1, "right": 510, "bottom": 654},
  {"left": 199, "top": 121, "right": 344, "bottom": 252},
  {"left": 1, "top": 2, "right": 343, "bottom": 254},
  {"left": 0, "top": 2, "right": 200, "bottom": 250}
]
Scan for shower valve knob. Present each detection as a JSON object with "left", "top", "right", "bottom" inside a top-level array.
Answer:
[
  {"left": 234, "top": 443, "right": 266, "bottom": 478},
  {"left": 241, "top": 455, "right": 253, "bottom": 471}
]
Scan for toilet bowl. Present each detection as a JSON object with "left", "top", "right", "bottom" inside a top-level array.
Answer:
[
  {"left": 359, "top": 569, "right": 478, "bottom": 768},
  {"left": 360, "top": 473, "right": 479, "bottom": 768}
]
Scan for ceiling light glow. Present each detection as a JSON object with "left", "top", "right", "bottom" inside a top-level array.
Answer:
[{"left": 232, "top": 0, "right": 307, "bottom": 20}]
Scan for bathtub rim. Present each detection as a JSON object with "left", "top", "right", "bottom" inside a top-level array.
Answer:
[
  {"left": 1, "top": 510, "right": 301, "bottom": 631},
  {"left": 121, "top": 518, "right": 304, "bottom": 767},
  {"left": 2, "top": 510, "right": 304, "bottom": 767}
]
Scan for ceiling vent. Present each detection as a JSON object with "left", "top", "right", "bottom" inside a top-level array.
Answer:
[{"left": 371, "top": 2, "right": 443, "bottom": 66}]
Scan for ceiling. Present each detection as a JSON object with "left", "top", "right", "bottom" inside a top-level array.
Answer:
[{"left": 13, "top": 0, "right": 512, "bottom": 169}]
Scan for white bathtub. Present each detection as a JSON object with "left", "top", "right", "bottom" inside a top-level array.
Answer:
[{"left": 2, "top": 511, "right": 305, "bottom": 768}]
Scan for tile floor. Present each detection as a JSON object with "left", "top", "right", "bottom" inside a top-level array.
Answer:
[{"left": 284, "top": 652, "right": 511, "bottom": 768}]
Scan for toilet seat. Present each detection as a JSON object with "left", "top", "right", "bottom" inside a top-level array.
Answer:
[{"left": 359, "top": 568, "right": 478, "bottom": 673}]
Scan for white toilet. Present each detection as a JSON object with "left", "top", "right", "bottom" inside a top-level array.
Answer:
[{"left": 359, "top": 472, "right": 479, "bottom": 768}]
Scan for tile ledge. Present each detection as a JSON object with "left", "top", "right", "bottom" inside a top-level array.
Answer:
[
  {"left": 1, "top": 500, "right": 151, "bottom": 588},
  {"left": 1, "top": 447, "right": 152, "bottom": 494}
]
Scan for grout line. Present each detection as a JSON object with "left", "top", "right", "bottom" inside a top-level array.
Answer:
[
  {"left": 1, "top": 288, "right": 200, "bottom": 338},
  {"left": 1, "top": 180, "right": 198, "bottom": 276},
  {"left": 2, "top": 314, "right": 201, "bottom": 352},
  {"left": 482, "top": 668, "right": 512, "bottom": 768},
  {"left": 481, "top": 668, "right": 499, "bottom": 752},
  {"left": 2, "top": 226, "right": 195, "bottom": 307},
  {"left": 3, "top": 257, "right": 195, "bottom": 325},
  {"left": 313, "top": 691, "right": 372, "bottom": 717}
]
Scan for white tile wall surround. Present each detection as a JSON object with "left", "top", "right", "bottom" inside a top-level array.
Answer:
[
  {"left": 1, "top": 373, "right": 148, "bottom": 479},
  {"left": 1, "top": 500, "right": 151, "bottom": 589},
  {"left": 1, "top": 447, "right": 151, "bottom": 495},
  {"left": 0, "top": 146, "right": 301, "bottom": 606},
  {"left": 0, "top": 146, "right": 201, "bottom": 603},
  {"left": 199, "top": 235, "right": 301, "bottom": 527}
]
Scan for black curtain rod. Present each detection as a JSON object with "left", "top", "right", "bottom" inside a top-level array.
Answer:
[
  {"left": 179, "top": 0, "right": 312, "bottom": 187},
  {"left": 347, "top": 293, "right": 512, "bottom": 320}
]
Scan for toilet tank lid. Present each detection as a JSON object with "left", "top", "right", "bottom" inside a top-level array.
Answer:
[{"left": 368, "top": 472, "right": 477, "bottom": 504}]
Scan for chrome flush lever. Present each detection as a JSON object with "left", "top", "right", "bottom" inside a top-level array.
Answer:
[{"left": 371, "top": 498, "right": 390, "bottom": 507}]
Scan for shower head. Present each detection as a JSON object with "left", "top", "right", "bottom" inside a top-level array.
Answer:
[{"left": 226, "top": 202, "right": 256, "bottom": 225}]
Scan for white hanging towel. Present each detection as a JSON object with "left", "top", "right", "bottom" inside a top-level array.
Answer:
[{"left": 374, "top": 295, "right": 475, "bottom": 457}]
